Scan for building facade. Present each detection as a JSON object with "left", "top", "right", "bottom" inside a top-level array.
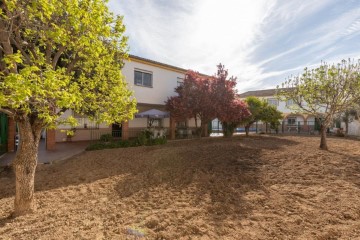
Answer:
[
  {"left": 2, "top": 55, "right": 204, "bottom": 152},
  {"left": 44, "top": 55, "right": 202, "bottom": 149},
  {"left": 238, "top": 89, "right": 320, "bottom": 133}
]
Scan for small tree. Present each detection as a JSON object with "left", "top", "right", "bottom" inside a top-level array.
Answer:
[
  {"left": 241, "top": 97, "right": 266, "bottom": 136},
  {"left": 0, "top": 0, "right": 136, "bottom": 216},
  {"left": 339, "top": 108, "right": 359, "bottom": 135},
  {"left": 212, "top": 64, "right": 250, "bottom": 137},
  {"left": 218, "top": 99, "right": 250, "bottom": 137},
  {"left": 261, "top": 103, "right": 283, "bottom": 134},
  {"left": 166, "top": 71, "right": 214, "bottom": 137},
  {"left": 279, "top": 59, "right": 360, "bottom": 150},
  {"left": 166, "top": 64, "right": 250, "bottom": 137}
]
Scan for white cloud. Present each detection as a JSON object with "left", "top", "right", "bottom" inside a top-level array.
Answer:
[{"left": 108, "top": 0, "right": 360, "bottom": 93}]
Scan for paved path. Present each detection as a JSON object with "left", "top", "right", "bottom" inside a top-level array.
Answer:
[{"left": 0, "top": 140, "right": 90, "bottom": 167}]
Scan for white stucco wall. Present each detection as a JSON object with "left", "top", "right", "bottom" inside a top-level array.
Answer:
[
  {"left": 57, "top": 110, "right": 109, "bottom": 129},
  {"left": 342, "top": 120, "right": 360, "bottom": 136},
  {"left": 240, "top": 95, "right": 327, "bottom": 117},
  {"left": 122, "top": 59, "right": 185, "bottom": 105}
]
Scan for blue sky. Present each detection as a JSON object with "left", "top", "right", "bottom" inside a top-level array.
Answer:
[{"left": 108, "top": 0, "right": 360, "bottom": 93}]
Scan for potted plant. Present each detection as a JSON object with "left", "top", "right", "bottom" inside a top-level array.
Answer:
[{"left": 65, "top": 129, "right": 76, "bottom": 141}]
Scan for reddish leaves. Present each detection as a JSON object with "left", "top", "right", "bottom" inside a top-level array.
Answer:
[{"left": 165, "top": 64, "right": 250, "bottom": 135}]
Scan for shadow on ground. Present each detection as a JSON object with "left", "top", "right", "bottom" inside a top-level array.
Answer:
[{"left": 0, "top": 135, "right": 299, "bottom": 236}]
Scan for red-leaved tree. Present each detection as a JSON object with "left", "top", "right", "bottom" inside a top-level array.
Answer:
[
  {"left": 166, "top": 71, "right": 214, "bottom": 136},
  {"left": 212, "top": 64, "right": 250, "bottom": 136},
  {"left": 166, "top": 64, "right": 250, "bottom": 137},
  {"left": 218, "top": 99, "right": 251, "bottom": 137}
]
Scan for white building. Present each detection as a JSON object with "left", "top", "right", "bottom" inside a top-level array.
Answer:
[
  {"left": 52, "top": 55, "right": 202, "bottom": 145},
  {"left": 238, "top": 89, "right": 319, "bottom": 133}
]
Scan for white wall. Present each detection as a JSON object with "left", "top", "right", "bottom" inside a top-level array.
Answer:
[
  {"left": 57, "top": 110, "right": 109, "bottom": 129},
  {"left": 342, "top": 120, "right": 360, "bottom": 136},
  {"left": 241, "top": 96, "right": 327, "bottom": 116},
  {"left": 122, "top": 60, "right": 185, "bottom": 105}
]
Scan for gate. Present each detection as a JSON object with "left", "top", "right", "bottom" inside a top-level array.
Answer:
[{"left": 0, "top": 113, "right": 8, "bottom": 154}]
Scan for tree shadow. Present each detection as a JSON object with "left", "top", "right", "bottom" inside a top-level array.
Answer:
[
  {"left": 0, "top": 136, "right": 298, "bottom": 198},
  {"left": 112, "top": 136, "right": 299, "bottom": 237},
  {"left": 0, "top": 135, "right": 300, "bottom": 237},
  {"left": 327, "top": 149, "right": 360, "bottom": 188}
]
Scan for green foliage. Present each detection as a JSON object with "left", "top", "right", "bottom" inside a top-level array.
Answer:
[
  {"left": 60, "top": 128, "right": 76, "bottom": 138},
  {"left": 0, "top": 0, "right": 137, "bottom": 127},
  {"left": 278, "top": 59, "right": 360, "bottom": 127},
  {"left": 222, "top": 122, "right": 236, "bottom": 137},
  {"left": 100, "top": 134, "right": 113, "bottom": 142},
  {"left": 242, "top": 96, "right": 283, "bottom": 132},
  {"left": 85, "top": 140, "right": 139, "bottom": 151},
  {"left": 137, "top": 128, "right": 153, "bottom": 145},
  {"left": 136, "top": 128, "right": 167, "bottom": 146},
  {"left": 243, "top": 96, "right": 265, "bottom": 125},
  {"left": 261, "top": 103, "right": 283, "bottom": 130},
  {"left": 278, "top": 59, "right": 360, "bottom": 149},
  {"left": 86, "top": 135, "right": 167, "bottom": 151}
]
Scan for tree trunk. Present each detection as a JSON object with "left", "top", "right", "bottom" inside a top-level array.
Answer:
[
  {"left": 345, "top": 121, "right": 349, "bottom": 135},
  {"left": 245, "top": 125, "right": 250, "bottom": 136},
  {"left": 319, "top": 125, "right": 328, "bottom": 150},
  {"left": 12, "top": 119, "right": 42, "bottom": 217}
]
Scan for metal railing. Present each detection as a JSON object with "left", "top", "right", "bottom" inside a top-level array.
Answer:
[{"left": 247, "top": 121, "right": 323, "bottom": 134}]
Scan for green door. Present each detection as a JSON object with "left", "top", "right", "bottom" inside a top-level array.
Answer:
[{"left": 0, "top": 113, "right": 8, "bottom": 154}]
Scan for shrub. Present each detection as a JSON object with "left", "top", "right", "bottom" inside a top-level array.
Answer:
[
  {"left": 86, "top": 129, "right": 167, "bottom": 151},
  {"left": 147, "top": 137, "right": 167, "bottom": 146},
  {"left": 100, "top": 134, "right": 113, "bottom": 142},
  {"left": 85, "top": 142, "right": 108, "bottom": 151},
  {"left": 336, "top": 129, "right": 345, "bottom": 137}
]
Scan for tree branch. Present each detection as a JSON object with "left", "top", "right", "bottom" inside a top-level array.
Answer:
[
  {"left": 66, "top": 55, "right": 80, "bottom": 74},
  {"left": 10, "top": 37, "right": 31, "bottom": 64},
  {"left": 0, "top": 108, "right": 15, "bottom": 116},
  {"left": 52, "top": 45, "right": 66, "bottom": 69}
]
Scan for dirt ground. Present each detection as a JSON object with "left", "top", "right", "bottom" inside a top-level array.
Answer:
[{"left": 1, "top": 135, "right": 360, "bottom": 239}]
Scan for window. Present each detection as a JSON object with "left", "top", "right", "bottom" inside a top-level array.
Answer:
[
  {"left": 267, "top": 98, "right": 278, "bottom": 106},
  {"left": 286, "top": 99, "right": 294, "bottom": 106},
  {"left": 148, "top": 118, "right": 161, "bottom": 127},
  {"left": 176, "top": 120, "right": 187, "bottom": 128},
  {"left": 287, "top": 118, "right": 296, "bottom": 125},
  {"left": 134, "top": 70, "right": 152, "bottom": 87},
  {"left": 177, "top": 77, "right": 184, "bottom": 87}
]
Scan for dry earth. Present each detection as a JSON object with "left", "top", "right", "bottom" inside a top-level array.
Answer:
[{"left": 1, "top": 135, "right": 360, "bottom": 239}]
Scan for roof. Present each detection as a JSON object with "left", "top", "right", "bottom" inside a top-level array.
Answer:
[
  {"left": 129, "top": 54, "right": 188, "bottom": 74},
  {"left": 128, "top": 54, "right": 210, "bottom": 77},
  {"left": 238, "top": 88, "right": 294, "bottom": 98}
]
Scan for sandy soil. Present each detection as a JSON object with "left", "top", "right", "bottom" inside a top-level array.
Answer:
[{"left": 1, "top": 135, "right": 360, "bottom": 239}]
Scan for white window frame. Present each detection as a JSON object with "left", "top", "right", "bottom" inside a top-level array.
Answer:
[
  {"left": 177, "top": 77, "right": 184, "bottom": 87},
  {"left": 134, "top": 69, "right": 153, "bottom": 87},
  {"left": 286, "top": 99, "right": 294, "bottom": 106},
  {"left": 287, "top": 117, "right": 296, "bottom": 125},
  {"left": 267, "top": 98, "right": 279, "bottom": 106}
]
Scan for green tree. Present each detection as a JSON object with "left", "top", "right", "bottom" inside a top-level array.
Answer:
[
  {"left": 261, "top": 103, "right": 283, "bottom": 134},
  {"left": 278, "top": 59, "right": 360, "bottom": 150},
  {"left": 242, "top": 96, "right": 265, "bottom": 136},
  {"left": 0, "top": 0, "right": 136, "bottom": 216},
  {"left": 338, "top": 108, "right": 359, "bottom": 135}
]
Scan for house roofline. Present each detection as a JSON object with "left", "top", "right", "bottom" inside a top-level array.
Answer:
[
  {"left": 128, "top": 54, "right": 210, "bottom": 77},
  {"left": 129, "top": 54, "right": 187, "bottom": 74},
  {"left": 238, "top": 88, "right": 294, "bottom": 98}
]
